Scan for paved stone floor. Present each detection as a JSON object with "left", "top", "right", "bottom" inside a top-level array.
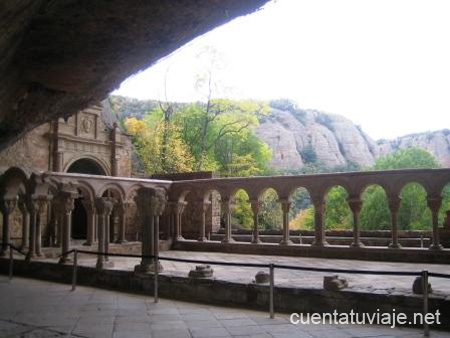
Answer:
[
  {"left": 65, "top": 248, "right": 450, "bottom": 296},
  {"left": 1, "top": 276, "right": 449, "bottom": 338}
]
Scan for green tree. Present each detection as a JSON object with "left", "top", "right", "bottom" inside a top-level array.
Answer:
[{"left": 324, "top": 186, "right": 352, "bottom": 230}]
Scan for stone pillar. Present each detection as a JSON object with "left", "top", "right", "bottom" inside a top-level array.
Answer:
[
  {"left": 388, "top": 195, "right": 402, "bottom": 249},
  {"left": 34, "top": 196, "right": 51, "bottom": 257},
  {"left": 348, "top": 197, "right": 364, "bottom": 248},
  {"left": 280, "top": 199, "right": 293, "bottom": 245},
  {"left": 173, "top": 202, "right": 186, "bottom": 241},
  {"left": 250, "top": 200, "right": 262, "bottom": 244},
  {"left": 95, "top": 197, "right": 114, "bottom": 269},
  {"left": 311, "top": 198, "right": 328, "bottom": 247},
  {"left": 81, "top": 200, "right": 95, "bottom": 246},
  {"left": 18, "top": 199, "right": 30, "bottom": 250},
  {"left": 57, "top": 190, "right": 77, "bottom": 263},
  {"left": 134, "top": 187, "right": 167, "bottom": 273},
  {"left": 198, "top": 201, "right": 210, "bottom": 242},
  {"left": 221, "top": 198, "right": 235, "bottom": 244},
  {"left": 115, "top": 202, "right": 129, "bottom": 243},
  {"left": 427, "top": 195, "right": 443, "bottom": 250},
  {"left": 0, "top": 197, "right": 18, "bottom": 256}
]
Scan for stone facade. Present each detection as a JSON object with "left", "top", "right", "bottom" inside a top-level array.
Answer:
[{"left": 0, "top": 101, "right": 133, "bottom": 177}]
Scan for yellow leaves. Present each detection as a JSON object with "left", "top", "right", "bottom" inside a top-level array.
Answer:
[{"left": 124, "top": 117, "right": 147, "bottom": 136}]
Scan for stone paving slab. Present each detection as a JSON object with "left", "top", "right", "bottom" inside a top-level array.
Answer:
[
  {"left": 1, "top": 276, "right": 449, "bottom": 338},
  {"left": 52, "top": 249, "right": 450, "bottom": 296}
]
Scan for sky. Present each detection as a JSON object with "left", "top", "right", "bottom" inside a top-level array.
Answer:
[{"left": 113, "top": 0, "right": 450, "bottom": 140}]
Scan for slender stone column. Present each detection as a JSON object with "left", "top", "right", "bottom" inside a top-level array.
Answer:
[
  {"left": 250, "top": 200, "right": 262, "bottom": 244},
  {"left": 198, "top": 201, "right": 210, "bottom": 242},
  {"left": 115, "top": 202, "right": 129, "bottom": 243},
  {"left": 173, "top": 202, "right": 186, "bottom": 241},
  {"left": 348, "top": 197, "right": 364, "bottom": 248},
  {"left": 427, "top": 195, "right": 443, "bottom": 250},
  {"left": 57, "top": 189, "right": 77, "bottom": 263},
  {"left": 18, "top": 199, "right": 30, "bottom": 250},
  {"left": 311, "top": 198, "right": 328, "bottom": 247},
  {"left": 34, "top": 196, "right": 52, "bottom": 257},
  {"left": 81, "top": 200, "right": 95, "bottom": 246},
  {"left": 95, "top": 197, "right": 114, "bottom": 269},
  {"left": 279, "top": 199, "right": 293, "bottom": 245},
  {"left": 134, "top": 187, "right": 167, "bottom": 273},
  {"left": 388, "top": 195, "right": 402, "bottom": 249},
  {"left": 221, "top": 198, "right": 235, "bottom": 244},
  {"left": 0, "top": 197, "right": 18, "bottom": 256}
]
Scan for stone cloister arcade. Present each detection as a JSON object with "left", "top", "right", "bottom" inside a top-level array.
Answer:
[{"left": 1, "top": 166, "right": 450, "bottom": 268}]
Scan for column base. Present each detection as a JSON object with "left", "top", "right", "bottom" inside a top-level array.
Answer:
[
  {"left": 429, "top": 243, "right": 443, "bottom": 251},
  {"left": 115, "top": 239, "right": 128, "bottom": 244},
  {"left": 134, "top": 261, "right": 163, "bottom": 274},
  {"left": 388, "top": 242, "right": 402, "bottom": 249},
  {"left": 350, "top": 241, "right": 364, "bottom": 248},
  {"left": 175, "top": 236, "right": 185, "bottom": 241},
  {"left": 96, "top": 259, "right": 115, "bottom": 269},
  {"left": 82, "top": 241, "right": 93, "bottom": 246},
  {"left": 58, "top": 256, "right": 73, "bottom": 264},
  {"left": 197, "top": 237, "right": 208, "bottom": 242},
  {"left": 279, "top": 239, "right": 293, "bottom": 246},
  {"left": 221, "top": 237, "right": 235, "bottom": 244},
  {"left": 311, "top": 240, "right": 329, "bottom": 247},
  {"left": 251, "top": 238, "right": 262, "bottom": 244}
]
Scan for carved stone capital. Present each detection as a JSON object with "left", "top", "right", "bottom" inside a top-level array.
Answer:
[
  {"left": 1, "top": 196, "right": 18, "bottom": 214},
  {"left": 427, "top": 195, "right": 442, "bottom": 213},
  {"left": 54, "top": 190, "right": 77, "bottom": 214},
  {"left": 135, "top": 187, "right": 167, "bottom": 217},
  {"left": 387, "top": 195, "right": 402, "bottom": 213},
  {"left": 347, "top": 197, "right": 362, "bottom": 214},
  {"left": 279, "top": 199, "right": 291, "bottom": 213},
  {"left": 250, "top": 200, "right": 262, "bottom": 214},
  {"left": 94, "top": 197, "right": 114, "bottom": 216}
]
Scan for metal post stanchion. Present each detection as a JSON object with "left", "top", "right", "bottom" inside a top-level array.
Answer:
[
  {"left": 422, "top": 270, "right": 429, "bottom": 337},
  {"left": 154, "top": 256, "right": 159, "bottom": 303},
  {"left": 72, "top": 249, "right": 78, "bottom": 291},
  {"left": 8, "top": 244, "right": 13, "bottom": 282},
  {"left": 269, "top": 263, "right": 274, "bottom": 319}
]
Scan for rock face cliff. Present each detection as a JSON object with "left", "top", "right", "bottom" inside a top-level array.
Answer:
[
  {"left": 256, "top": 101, "right": 449, "bottom": 170},
  {"left": 377, "top": 130, "right": 450, "bottom": 167},
  {"left": 255, "top": 101, "right": 379, "bottom": 171}
]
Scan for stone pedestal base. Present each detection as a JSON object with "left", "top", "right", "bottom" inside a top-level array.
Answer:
[
  {"left": 134, "top": 261, "right": 164, "bottom": 274},
  {"left": 96, "top": 260, "right": 115, "bottom": 269}
]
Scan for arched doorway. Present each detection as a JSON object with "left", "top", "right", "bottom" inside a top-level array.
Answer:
[
  {"left": 67, "top": 158, "right": 106, "bottom": 176},
  {"left": 67, "top": 158, "right": 106, "bottom": 241}
]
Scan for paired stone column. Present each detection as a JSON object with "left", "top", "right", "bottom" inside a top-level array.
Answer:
[
  {"left": 348, "top": 197, "right": 364, "bottom": 248},
  {"left": 95, "top": 197, "right": 114, "bottom": 269},
  {"left": 135, "top": 187, "right": 167, "bottom": 273},
  {"left": 279, "top": 199, "right": 293, "bottom": 245},
  {"left": 34, "top": 195, "right": 52, "bottom": 257},
  {"left": 311, "top": 197, "right": 328, "bottom": 247},
  {"left": 173, "top": 201, "right": 186, "bottom": 241},
  {"left": 221, "top": 198, "right": 235, "bottom": 244},
  {"left": 198, "top": 201, "right": 210, "bottom": 242},
  {"left": 18, "top": 198, "right": 30, "bottom": 250},
  {"left": 388, "top": 195, "right": 402, "bottom": 249},
  {"left": 427, "top": 195, "right": 443, "bottom": 250},
  {"left": 115, "top": 202, "right": 129, "bottom": 243},
  {"left": 56, "top": 189, "right": 77, "bottom": 263},
  {"left": 81, "top": 200, "right": 96, "bottom": 246},
  {"left": 250, "top": 200, "right": 261, "bottom": 244},
  {"left": 0, "top": 197, "right": 18, "bottom": 256}
]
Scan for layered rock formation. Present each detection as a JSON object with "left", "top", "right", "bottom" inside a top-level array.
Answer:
[{"left": 255, "top": 107, "right": 378, "bottom": 171}]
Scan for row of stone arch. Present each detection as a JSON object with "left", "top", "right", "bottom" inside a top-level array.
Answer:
[
  {"left": 169, "top": 169, "right": 450, "bottom": 250},
  {"left": 0, "top": 166, "right": 170, "bottom": 262}
]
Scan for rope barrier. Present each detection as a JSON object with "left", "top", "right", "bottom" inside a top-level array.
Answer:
[{"left": 62, "top": 248, "right": 450, "bottom": 279}]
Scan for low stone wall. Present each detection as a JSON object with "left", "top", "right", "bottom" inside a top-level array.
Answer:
[
  {"left": 172, "top": 240, "right": 450, "bottom": 263},
  {"left": 0, "top": 258, "right": 448, "bottom": 329}
]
